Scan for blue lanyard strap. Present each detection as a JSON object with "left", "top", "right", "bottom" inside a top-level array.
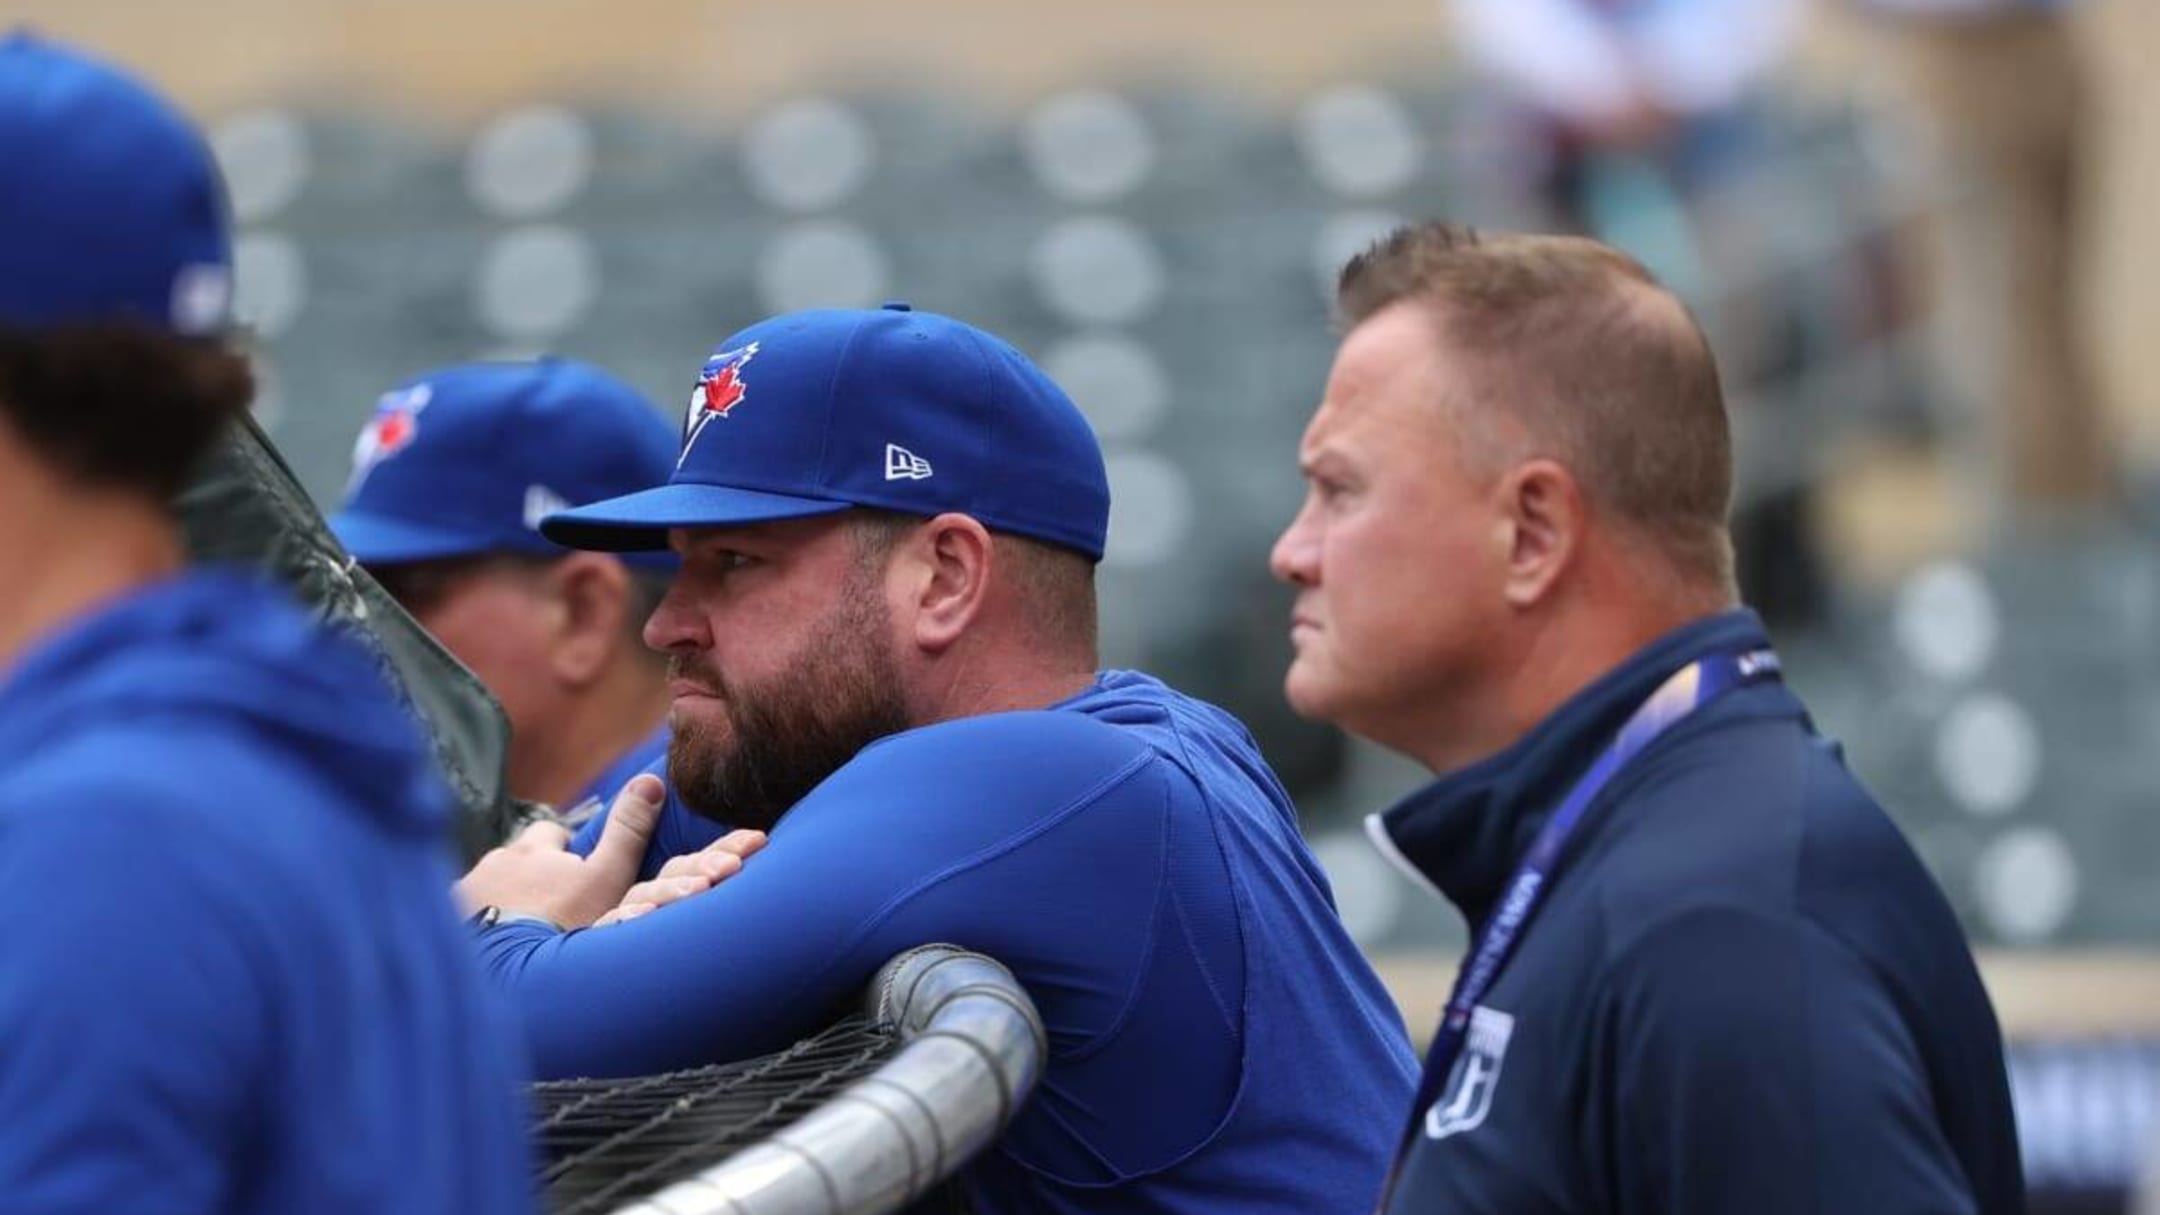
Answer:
[{"left": 1380, "top": 647, "right": 1782, "bottom": 1205}]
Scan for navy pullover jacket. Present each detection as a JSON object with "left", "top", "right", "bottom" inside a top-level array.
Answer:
[{"left": 1375, "top": 610, "right": 2023, "bottom": 1215}]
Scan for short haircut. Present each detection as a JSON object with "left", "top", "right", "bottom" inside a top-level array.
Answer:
[
  {"left": 847, "top": 508, "right": 1098, "bottom": 658},
  {"left": 1337, "top": 222, "right": 1735, "bottom": 590},
  {"left": 0, "top": 321, "right": 252, "bottom": 501}
]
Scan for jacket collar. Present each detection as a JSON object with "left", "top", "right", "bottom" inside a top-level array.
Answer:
[{"left": 1369, "top": 609, "right": 1772, "bottom": 925}]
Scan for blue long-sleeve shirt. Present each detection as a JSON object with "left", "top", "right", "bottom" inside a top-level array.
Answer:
[
  {"left": 1375, "top": 610, "right": 2023, "bottom": 1215},
  {"left": 0, "top": 570, "right": 536, "bottom": 1215},
  {"left": 482, "top": 670, "right": 1417, "bottom": 1213}
]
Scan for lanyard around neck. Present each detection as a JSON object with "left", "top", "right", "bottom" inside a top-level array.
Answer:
[{"left": 1379, "top": 646, "right": 1782, "bottom": 1209}]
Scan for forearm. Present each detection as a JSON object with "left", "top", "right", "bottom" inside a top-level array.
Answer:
[{"left": 473, "top": 893, "right": 868, "bottom": 1079}]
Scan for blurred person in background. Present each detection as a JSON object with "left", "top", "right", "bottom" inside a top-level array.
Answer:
[
  {"left": 1447, "top": 0, "right": 1805, "bottom": 233},
  {"left": 1272, "top": 221, "right": 2021, "bottom": 1214},
  {"left": 330, "top": 359, "right": 734, "bottom": 878},
  {"left": 1855, "top": 0, "right": 2122, "bottom": 529},
  {"left": 0, "top": 32, "right": 533, "bottom": 1214}
]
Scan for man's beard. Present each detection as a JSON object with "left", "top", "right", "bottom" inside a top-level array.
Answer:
[{"left": 666, "top": 579, "right": 913, "bottom": 832}]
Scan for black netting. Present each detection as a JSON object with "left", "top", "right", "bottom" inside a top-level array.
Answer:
[
  {"left": 175, "top": 413, "right": 526, "bottom": 865},
  {"left": 532, "top": 1015, "right": 899, "bottom": 1214}
]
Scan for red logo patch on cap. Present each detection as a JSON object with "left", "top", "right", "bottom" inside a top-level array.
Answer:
[
  {"left": 374, "top": 410, "right": 417, "bottom": 452},
  {"left": 680, "top": 342, "right": 760, "bottom": 463},
  {"left": 346, "top": 383, "right": 433, "bottom": 494}
]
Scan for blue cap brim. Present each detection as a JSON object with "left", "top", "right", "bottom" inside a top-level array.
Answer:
[
  {"left": 540, "top": 483, "right": 855, "bottom": 552},
  {"left": 330, "top": 509, "right": 503, "bottom": 565}
]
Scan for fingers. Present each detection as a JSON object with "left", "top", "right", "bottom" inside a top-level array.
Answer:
[
  {"left": 586, "top": 774, "right": 667, "bottom": 878},
  {"left": 708, "top": 829, "right": 767, "bottom": 860},
  {"left": 625, "top": 863, "right": 739, "bottom": 906},
  {"left": 654, "top": 831, "right": 765, "bottom": 882},
  {"left": 599, "top": 845, "right": 751, "bottom": 927}
]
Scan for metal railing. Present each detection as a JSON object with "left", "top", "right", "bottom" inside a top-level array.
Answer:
[{"left": 607, "top": 946, "right": 1047, "bottom": 1215}]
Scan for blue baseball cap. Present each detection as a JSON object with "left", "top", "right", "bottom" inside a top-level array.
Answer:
[
  {"left": 0, "top": 32, "right": 232, "bottom": 335},
  {"left": 330, "top": 358, "right": 680, "bottom": 568},
  {"left": 541, "top": 305, "right": 1112, "bottom": 560}
]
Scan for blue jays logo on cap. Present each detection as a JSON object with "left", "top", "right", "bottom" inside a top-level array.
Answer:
[
  {"left": 330, "top": 359, "right": 681, "bottom": 568},
  {"left": 680, "top": 342, "right": 760, "bottom": 467},
  {"left": 347, "top": 383, "right": 434, "bottom": 494}
]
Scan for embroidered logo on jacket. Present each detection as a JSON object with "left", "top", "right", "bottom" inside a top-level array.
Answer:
[{"left": 1424, "top": 1006, "right": 1515, "bottom": 1140}]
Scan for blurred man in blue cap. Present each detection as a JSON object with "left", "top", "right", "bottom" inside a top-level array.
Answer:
[
  {"left": 0, "top": 31, "right": 535, "bottom": 1214},
  {"left": 455, "top": 303, "right": 1419, "bottom": 1213},
  {"left": 330, "top": 360, "right": 742, "bottom": 882}
]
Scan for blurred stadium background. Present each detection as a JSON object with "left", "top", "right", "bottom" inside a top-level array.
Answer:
[{"left": 21, "top": 0, "right": 2160, "bottom": 1207}]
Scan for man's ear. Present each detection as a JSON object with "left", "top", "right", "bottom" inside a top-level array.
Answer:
[
  {"left": 544, "top": 553, "right": 631, "bottom": 685},
  {"left": 902, "top": 513, "right": 995, "bottom": 654},
  {"left": 1496, "top": 458, "right": 1582, "bottom": 609}
]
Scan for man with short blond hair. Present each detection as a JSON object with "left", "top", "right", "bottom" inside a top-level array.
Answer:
[
  {"left": 1274, "top": 221, "right": 2022, "bottom": 1214},
  {"left": 1335, "top": 225, "right": 1735, "bottom": 594}
]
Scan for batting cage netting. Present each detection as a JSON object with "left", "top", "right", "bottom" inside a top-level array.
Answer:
[
  {"left": 537, "top": 1016, "right": 897, "bottom": 1214},
  {"left": 533, "top": 945, "right": 1047, "bottom": 1215},
  {"left": 176, "top": 413, "right": 547, "bottom": 862}
]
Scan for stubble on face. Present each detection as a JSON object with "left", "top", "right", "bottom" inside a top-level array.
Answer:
[{"left": 666, "top": 563, "right": 913, "bottom": 832}]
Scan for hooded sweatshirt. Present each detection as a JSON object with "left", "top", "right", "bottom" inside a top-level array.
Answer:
[
  {"left": 0, "top": 569, "right": 535, "bottom": 1215},
  {"left": 480, "top": 669, "right": 1419, "bottom": 1214}
]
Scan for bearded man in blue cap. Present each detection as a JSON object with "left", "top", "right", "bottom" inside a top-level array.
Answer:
[
  {"left": 0, "top": 33, "right": 535, "bottom": 1214},
  {"left": 456, "top": 303, "right": 1420, "bottom": 1213}
]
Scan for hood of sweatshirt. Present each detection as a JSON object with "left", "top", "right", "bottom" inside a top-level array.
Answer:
[{"left": 0, "top": 567, "right": 448, "bottom": 837}]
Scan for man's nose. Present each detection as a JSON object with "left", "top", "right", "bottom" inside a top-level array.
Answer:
[
  {"left": 1270, "top": 503, "right": 1320, "bottom": 588},
  {"left": 642, "top": 580, "right": 709, "bottom": 653}
]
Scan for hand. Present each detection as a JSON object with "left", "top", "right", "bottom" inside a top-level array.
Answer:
[
  {"left": 456, "top": 775, "right": 667, "bottom": 930},
  {"left": 594, "top": 829, "right": 768, "bottom": 926}
]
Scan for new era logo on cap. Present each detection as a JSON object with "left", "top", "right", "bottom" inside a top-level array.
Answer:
[
  {"left": 884, "top": 444, "right": 933, "bottom": 481},
  {"left": 170, "top": 262, "right": 233, "bottom": 335},
  {"left": 522, "top": 484, "right": 572, "bottom": 530}
]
